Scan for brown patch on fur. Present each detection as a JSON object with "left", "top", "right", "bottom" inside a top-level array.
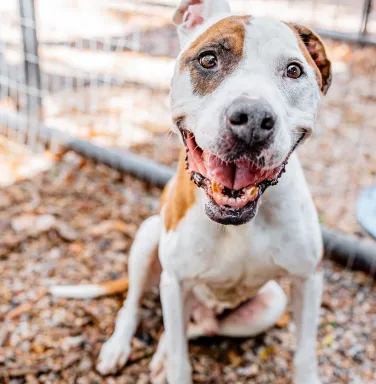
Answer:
[
  {"left": 287, "top": 23, "right": 332, "bottom": 95},
  {"left": 180, "top": 16, "right": 250, "bottom": 96},
  {"left": 99, "top": 278, "right": 129, "bottom": 296},
  {"left": 162, "top": 149, "right": 197, "bottom": 231}
]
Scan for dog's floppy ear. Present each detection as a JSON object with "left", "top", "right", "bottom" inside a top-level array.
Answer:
[
  {"left": 173, "top": 0, "right": 231, "bottom": 45},
  {"left": 288, "top": 23, "right": 332, "bottom": 95}
]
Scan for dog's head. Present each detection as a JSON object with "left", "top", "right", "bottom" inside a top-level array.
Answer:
[{"left": 171, "top": 0, "right": 331, "bottom": 225}]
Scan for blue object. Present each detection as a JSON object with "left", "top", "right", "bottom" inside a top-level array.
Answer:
[{"left": 356, "top": 184, "right": 376, "bottom": 239}]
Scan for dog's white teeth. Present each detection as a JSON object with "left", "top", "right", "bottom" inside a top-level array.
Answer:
[
  {"left": 213, "top": 191, "right": 227, "bottom": 204},
  {"left": 211, "top": 183, "right": 260, "bottom": 208},
  {"left": 246, "top": 186, "right": 259, "bottom": 200}
]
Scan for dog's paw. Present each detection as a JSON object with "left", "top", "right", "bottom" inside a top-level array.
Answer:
[
  {"left": 150, "top": 367, "right": 167, "bottom": 384},
  {"left": 96, "top": 334, "right": 131, "bottom": 375},
  {"left": 150, "top": 347, "right": 167, "bottom": 384},
  {"left": 293, "top": 374, "right": 322, "bottom": 384}
]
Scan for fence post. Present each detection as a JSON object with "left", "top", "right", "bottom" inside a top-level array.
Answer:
[
  {"left": 360, "top": 0, "right": 373, "bottom": 36},
  {"left": 19, "top": 0, "right": 42, "bottom": 120}
]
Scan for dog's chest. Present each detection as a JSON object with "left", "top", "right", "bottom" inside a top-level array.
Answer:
[
  {"left": 191, "top": 230, "right": 285, "bottom": 311},
  {"left": 161, "top": 220, "right": 285, "bottom": 312}
]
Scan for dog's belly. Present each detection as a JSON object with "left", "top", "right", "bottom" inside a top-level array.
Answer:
[
  {"left": 192, "top": 261, "right": 285, "bottom": 314},
  {"left": 193, "top": 283, "right": 259, "bottom": 313}
]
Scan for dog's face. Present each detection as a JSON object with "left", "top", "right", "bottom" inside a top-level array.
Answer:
[{"left": 171, "top": 0, "right": 331, "bottom": 225}]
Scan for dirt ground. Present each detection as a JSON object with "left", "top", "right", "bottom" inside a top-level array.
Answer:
[{"left": 0, "top": 152, "right": 375, "bottom": 384}]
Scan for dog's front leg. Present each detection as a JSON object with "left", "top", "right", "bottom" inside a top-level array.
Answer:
[
  {"left": 160, "top": 271, "right": 192, "bottom": 384},
  {"left": 291, "top": 271, "right": 323, "bottom": 384}
]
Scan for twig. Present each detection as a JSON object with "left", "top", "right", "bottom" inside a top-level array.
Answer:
[{"left": 3, "top": 288, "right": 46, "bottom": 320}]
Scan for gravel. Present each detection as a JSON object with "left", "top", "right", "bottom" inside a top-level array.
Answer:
[{"left": 0, "top": 152, "right": 374, "bottom": 384}]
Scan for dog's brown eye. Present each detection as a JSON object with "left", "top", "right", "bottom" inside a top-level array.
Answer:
[
  {"left": 199, "top": 53, "right": 217, "bottom": 69},
  {"left": 286, "top": 63, "right": 302, "bottom": 79}
]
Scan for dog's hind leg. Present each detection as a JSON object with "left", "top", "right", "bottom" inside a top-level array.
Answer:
[
  {"left": 149, "top": 281, "right": 286, "bottom": 383},
  {"left": 217, "top": 280, "right": 287, "bottom": 337},
  {"left": 97, "top": 215, "right": 161, "bottom": 375}
]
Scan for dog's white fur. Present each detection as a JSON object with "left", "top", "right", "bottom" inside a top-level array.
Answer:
[
  {"left": 51, "top": 1, "right": 329, "bottom": 383},
  {"left": 153, "top": 156, "right": 323, "bottom": 384},
  {"left": 171, "top": 16, "right": 321, "bottom": 171}
]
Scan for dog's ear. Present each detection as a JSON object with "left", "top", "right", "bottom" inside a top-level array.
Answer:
[
  {"left": 173, "top": 0, "right": 231, "bottom": 45},
  {"left": 288, "top": 23, "right": 332, "bottom": 95}
]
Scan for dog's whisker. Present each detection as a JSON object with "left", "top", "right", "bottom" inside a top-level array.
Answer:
[
  {"left": 192, "top": 145, "right": 201, "bottom": 154},
  {"left": 163, "top": 130, "right": 175, "bottom": 143}
]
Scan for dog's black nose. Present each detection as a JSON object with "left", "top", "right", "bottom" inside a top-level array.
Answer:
[{"left": 226, "top": 97, "right": 276, "bottom": 146}]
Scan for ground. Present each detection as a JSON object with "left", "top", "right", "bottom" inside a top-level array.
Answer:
[{"left": 0, "top": 151, "right": 375, "bottom": 384}]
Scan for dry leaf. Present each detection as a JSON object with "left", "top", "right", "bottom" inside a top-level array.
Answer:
[
  {"left": 31, "top": 344, "right": 45, "bottom": 354},
  {"left": 276, "top": 312, "right": 291, "bottom": 328},
  {"left": 56, "top": 222, "right": 79, "bottom": 241},
  {"left": 259, "top": 345, "right": 276, "bottom": 360},
  {"left": 228, "top": 350, "right": 243, "bottom": 368},
  {"left": 11, "top": 214, "right": 56, "bottom": 234},
  {"left": 322, "top": 334, "right": 334, "bottom": 347}
]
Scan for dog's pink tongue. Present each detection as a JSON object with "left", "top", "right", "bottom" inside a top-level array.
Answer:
[
  {"left": 204, "top": 155, "right": 263, "bottom": 190},
  {"left": 204, "top": 153, "right": 235, "bottom": 189},
  {"left": 233, "top": 159, "right": 263, "bottom": 190},
  {"left": 186, "top": 132, "right": 266, "bottom": 190}
]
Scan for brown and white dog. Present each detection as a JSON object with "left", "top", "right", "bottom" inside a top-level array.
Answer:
[{"left": 51, "top": 1, "right": 332, "bottom": 383}]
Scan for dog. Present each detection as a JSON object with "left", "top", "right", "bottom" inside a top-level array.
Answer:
[{"left": 51, "top": 1, "right": 332, "bottom": 383}]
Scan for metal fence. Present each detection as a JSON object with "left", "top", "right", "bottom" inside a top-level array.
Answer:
[
  {"left": 0, "top": 0, "right": 376, "bottom": 255},
  {"left": 0, "top": 0, "right": 375, "bottom": 149}
]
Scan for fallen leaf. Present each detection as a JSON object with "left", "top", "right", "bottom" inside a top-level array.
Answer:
[
  {"left": 56, "top": 222, "right": 79, "bottom": 242},
  {"left": 0, "top": 191, "right": 11, "bottom": 208},
  {"left": 11, "top": 214, "right": 56, "bottom": 234},
  {"left": 259, "top": 345, "right": 276, "bottom": 360},
  {"left": 89, "top": 220, "right": 117, "bottom": 236},
  {"left": 113, "top": 219, "right": 131, "bottom": 233},
  {"left": 237, "top": 364, "right": 259, "bottom": 377},
  {"left": 322, "top": 334, "right": 334, "bottom": 347},
  {"left": 276, "top": 311, "right": 291, "bottom": 328},
  {"left": 228, "top": 350, "right": 243, "bottom": 368},
  {"left": 32, "top": 344, "right": 45, "bottom": 354}
]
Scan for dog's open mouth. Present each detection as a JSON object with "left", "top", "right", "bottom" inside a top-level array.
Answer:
[{"left": 183, "top": 130, "right": 290, "bottom": 225}]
